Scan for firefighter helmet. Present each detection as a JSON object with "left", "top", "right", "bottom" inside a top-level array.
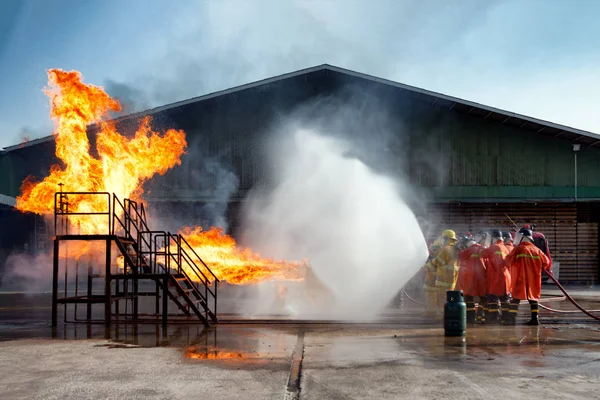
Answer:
[
  {"left": 519, "top": 227, "right": 533, "bottom": 239},
  {"left": 441, "top": 229, "right": 457, "bottom": 240},
  {"left": 490, "top": 229, "right": 502, "bottom": 240}
]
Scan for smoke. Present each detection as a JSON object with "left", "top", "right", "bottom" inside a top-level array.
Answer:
[
  {"left": 144, "top": 138, "right": 240, "bottom": 234},
  {"left": 104, "top": 80, "right": 151, "bottom": 116},
  {"left": 239, "top": 122, "right": 428, "bottom": 320},
  {"left": 1, "top": 252, "right": 53, "bottom": 292},
  {"left": 197, "top": 159, "right": 239, "bottom": 231}
]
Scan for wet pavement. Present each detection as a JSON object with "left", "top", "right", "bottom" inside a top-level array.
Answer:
[{"left": 1, "top": 292, "right": 600, "bottom": 399}]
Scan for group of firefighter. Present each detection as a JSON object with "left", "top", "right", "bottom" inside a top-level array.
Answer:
[{"left": 423, "top": 226, "right": 551, "bottom": 325}]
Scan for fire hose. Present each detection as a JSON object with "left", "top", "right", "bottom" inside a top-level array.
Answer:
[
  {"left": 402, "top": 289, "right": 425, "bottom": 306},
  {"left": 538, "top": 270, "right": 600, "bottom": 319},
  {"left": 402, "top": 272, "right": 600, "bottom": 319}
]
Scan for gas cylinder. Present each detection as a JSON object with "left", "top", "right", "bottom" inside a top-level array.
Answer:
[{"left": 444, "top": 290, "right": 466, "bottom": 337}]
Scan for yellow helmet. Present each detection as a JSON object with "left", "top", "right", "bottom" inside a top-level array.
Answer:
[{"left": 441, "top": 229, "right": 457, "bottom": 240}]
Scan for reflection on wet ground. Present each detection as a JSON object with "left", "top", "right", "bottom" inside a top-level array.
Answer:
[
  {"left": 2, "top": 292, "right": 600, "bottom": 399},
  {"left": 1, "top": 292, "right": 600, "bottom": 364}
]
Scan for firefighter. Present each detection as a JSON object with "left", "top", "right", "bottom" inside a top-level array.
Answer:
[
  {"left": 431, "top": 229, "right": 460, "bottom": 313},
  {"left": 423, "top": 235, "right": 445, "bottom": 315},
  {"left": 505, "top": 227, "right": 551, "bottom": 325},
  {"left": 453, "top": 235, "right": 472, "bottom": 294},
  {"left": 458, "top": 235, "right": 487, "bottom": 323},
  {"left": 503, "top": 231, "right": 515, "bottom": 253},
  {"left": 481, "top": 229, "right": 511, "bottom": 324}
]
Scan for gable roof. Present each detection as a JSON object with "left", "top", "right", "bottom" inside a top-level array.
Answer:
[
  {"left": 0, "top": 193, "right": 16, "bottom": 207},
  {"left": 4, "top": 64, "right": 599, "bottom": 152}
]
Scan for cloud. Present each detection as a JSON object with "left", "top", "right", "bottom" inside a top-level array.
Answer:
[{"left": 6, "top": 0, "right": 600, "bottom": 147}]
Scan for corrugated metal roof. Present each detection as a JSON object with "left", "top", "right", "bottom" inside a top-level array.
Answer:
[
  {"left": 0, "top": 193, "right": 16, "bottom": 207},
  {"left": 3, "top": 63, "right": 599, "bottom": 152}
]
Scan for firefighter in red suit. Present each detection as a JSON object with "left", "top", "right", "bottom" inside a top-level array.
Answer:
[
  {"left": 458, "top": 235, "right": 487, "bottom": 323},
  {"left": 481, "top": 229, "right": 511, "bottom": 324},
  {"left": 505, "top": 227, "right": 551, "bottom": 325}
]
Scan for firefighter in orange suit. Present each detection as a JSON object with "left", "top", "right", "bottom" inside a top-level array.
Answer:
[
  {"left": 431, "top": 229, "right": 460, "bottom": 312},
  {"left": 504, "top": 227, "right": 551, "bottom": 325},
  {"left": 453, "top": 235, "right": 471, "bottom": 294},
  {"left": 423, "top": 235, "right": 445, "bottom": 315},
  {"left": 481, "top": 229, "right": 511, "bottom": 324},
  {"left": 458, "top": 237, "right": 487, "bottom": 323},
  {"left": 503, "top": 231, "right": 514, "bottom": 253}
]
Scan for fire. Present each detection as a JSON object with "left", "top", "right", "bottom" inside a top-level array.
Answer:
[
  {"left": 179, "top": 226, "right": 306, "bottom": 285},
  {"left": 15, "top": 69, "right": 186, "bottom": 234},
  {"left": 15, "top": 68, "right": 307, "bottom": 287},
  {"left": 184, "top": 346, "right": 265, "bottom": 361}
]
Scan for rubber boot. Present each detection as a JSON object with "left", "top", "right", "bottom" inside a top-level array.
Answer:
[
  {"left": 424, "top": 289, "right": 438, "bottom": 317},
  {"left": 486, "top": 297, "right": 500, "bottom": 325},
  {"left": 525, "top": 300, "right": 539, "bottom": 326},
  {"left": 465, "top": 296, "right": 476, "bottom": 324},
  {"left": 476, "top": 299, "right": 487, "bottom": 324},
  {"left": 500, "top": 301, "right": 510, "bottom": 324},
  {"left": 467, "top": 309, "right": 476, "bottom": 324},
  {"left": 506, "top": 300, "right": 520, "bottom": 326},
  {"left": 525, "top": 317, "right": 539, "bottom": 326}
]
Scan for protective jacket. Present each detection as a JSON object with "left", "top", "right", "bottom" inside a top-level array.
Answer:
[
  {"left": 481, "top": 240, "right": 511, "bottom": 296},
  {"left": 432, "top": 243, "right": 459, "bottom": 290},
  {"left": 455, "top": 253, "right": 468, "bottom": 292},
  {"left": 423, "top": 237, "right": 444, "bottom": 292},
  {"left": 458, "top": 244, "right": 487, "bottom": 297},
  {"left": 505, "top": 241, "right": 550, "bottom": 301}
]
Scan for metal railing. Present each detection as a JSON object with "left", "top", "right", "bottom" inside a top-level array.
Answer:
[
  {"left": 53, "top": 191, "right": 112, "bottom": 235},
  {"left": 52, "top": 190, "right": 220, "bottom": 322}
]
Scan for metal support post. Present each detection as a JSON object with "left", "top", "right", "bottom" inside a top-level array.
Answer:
[
  {"left": 105, "top": 239, "right": 112, "bottom": 325},
  {"left": 87, "top": 264, "right": 92, "bottom": 320},
  {"left": 51, "top": 239, "right": 59, "bottom": 327},
  {"left": 162, "top": 274, "right": 169, "bottom": 327}
]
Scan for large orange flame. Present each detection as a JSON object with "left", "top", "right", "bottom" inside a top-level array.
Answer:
[
  {"left": 179, "top": 226, "right": 306, "bottom": 285},
  {"left": 15, "top": 69, "right": 186, "bottom": 234},
  {"left": 15, "top": 68, "right": 306, "bottom": 285}
]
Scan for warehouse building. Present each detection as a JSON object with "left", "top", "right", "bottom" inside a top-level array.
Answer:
[{"left": 1, "top": 64, "right": 599, "bottom": 283}]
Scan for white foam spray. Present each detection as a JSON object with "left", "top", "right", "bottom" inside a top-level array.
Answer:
[{"left": 240, "top": 128, "right": 428, "bottom": 320}]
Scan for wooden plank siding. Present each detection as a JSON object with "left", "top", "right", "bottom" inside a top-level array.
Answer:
[{"left": 419, "top": 202, "right": 598, "bottom": 284}]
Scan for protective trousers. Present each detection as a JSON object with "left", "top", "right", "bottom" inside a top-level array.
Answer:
[
  {"left": 500, "top": 295, "right": 511, "bottom": 324},
  {"left": 423, "top": 262, "right": 438, "bottom": 315},
  {"left": 424, "top": 288, "right": 438, "bottom": 314},
  {"left": 509, "top": 299, "right": 539, "bottom": 325},
  {"left": 486, "top": 294, "right": 500, "bottom": 323},
  {"left": 476, "top": 296, "right": 488, "bottom": 324},
  {"left": 486, "top": 294, "right": 511, "bottom": 324}
]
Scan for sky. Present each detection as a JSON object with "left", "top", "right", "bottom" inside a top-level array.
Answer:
[{"left": 1, "top": 0, "right": 600, "bottom": 148}]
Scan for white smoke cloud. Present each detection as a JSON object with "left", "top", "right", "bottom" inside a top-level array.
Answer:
[
  {"left": 239, "top": 127, "right": 428, "bottom": 320},
  {"left": 1, "top": 252, "right": 53, "bottom": 292}
]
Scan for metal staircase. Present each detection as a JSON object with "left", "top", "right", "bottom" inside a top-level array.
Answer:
[{"left": 51, "top": 191, "right": 219, "bottom": 327}]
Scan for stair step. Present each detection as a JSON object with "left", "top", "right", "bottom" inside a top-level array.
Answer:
[{"left": 116, "top": 236, "right": 135, "bottom": 244}]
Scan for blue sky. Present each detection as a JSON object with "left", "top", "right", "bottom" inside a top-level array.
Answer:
[{"left": 1, "top": 0, "right": 600, "bottom": 148}]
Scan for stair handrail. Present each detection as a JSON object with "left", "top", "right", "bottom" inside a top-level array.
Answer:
[
  {"left": 164, "top": 233, "right": 217, "bottom": 309},
  {"left": 112, "top": 195, "right": 151, "bottom": 237},
  {"left": 179, "top": 248, "right": 217, "bottom": 304},
  {"left": 178, "top": 234, "right": 220, "bottom": 283},
  {"left": 112, "top": 195, "right": 154, "bottom": 266},
  {"left": 152, "top": 231, "right": 170, "bottom": 275},
  {"left": 165, "top": 233, "right": 212, "bottom": 284}
]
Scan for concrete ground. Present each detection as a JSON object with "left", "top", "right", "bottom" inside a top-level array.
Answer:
[{"left": 1, "top": 289, "right": 600, "bottom": 399}]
